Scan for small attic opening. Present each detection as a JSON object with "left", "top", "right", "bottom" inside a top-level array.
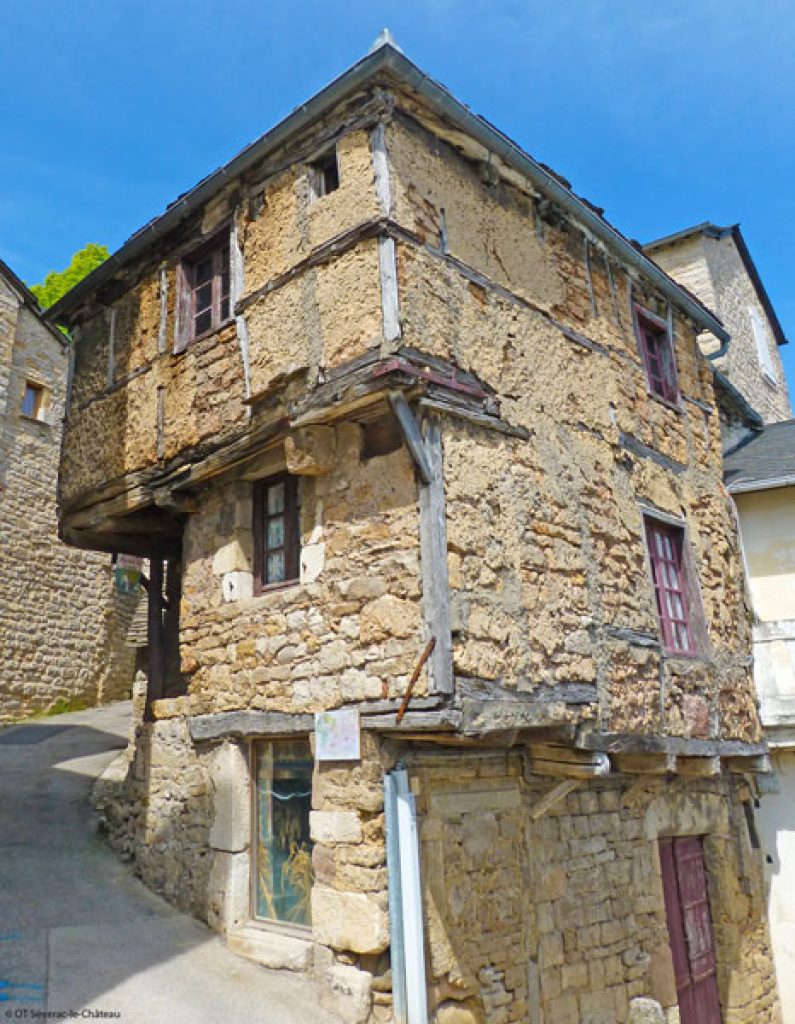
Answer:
[{"left": 310, "top": 148, "right": 339, "bottom": 199}]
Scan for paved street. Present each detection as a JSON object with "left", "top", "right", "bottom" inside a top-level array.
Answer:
[{"left": 0, "top": 702, "right": 338, "bottom": 1024}]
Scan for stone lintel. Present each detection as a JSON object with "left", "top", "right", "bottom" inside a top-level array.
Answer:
[{"left": 189, "top": 710, "right": 314, "bottom": 742}]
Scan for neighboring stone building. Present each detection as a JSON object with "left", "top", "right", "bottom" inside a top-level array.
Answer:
[
  {"left": 724, "top": 424, "right": 795, "bottom": 1022},
  {"left": 646, "top": 223, "right": 791, "bottom": 425},
  {"left": 0, "top": 258, "right": 138, "bottom": 722},
  {"left": 649, "top": 223, "right": 795, "bottom": 1021},
  {"left": 49, "top": 42, "right": 780, "bottom": 1024}
]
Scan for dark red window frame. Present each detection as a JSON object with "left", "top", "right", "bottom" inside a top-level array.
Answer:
[
  {"left": 635, "top": 306, "right": 679, "bottom": 405},
  {"left": 253, "top": 474, "right": 300, "bottom": 595},
  {"left": 644, "top": 517, "right": 696, "bottom": 655},
  {"left": 176, "top": 231, "right": 231, "bottom": 350}
]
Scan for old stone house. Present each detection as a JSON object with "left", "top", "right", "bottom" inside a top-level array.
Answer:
[
  {"left": 49, "top": 42, "right": 780, "bottom": 1024},
  {"left": 646, "top": 223, "right": 792, "bottom": 430},
  {"left": 649, "top": 224, "right": 795, "bottom": 1020},
  {"left": 0, "top": 257, "right": 138, "bottom": 723}
]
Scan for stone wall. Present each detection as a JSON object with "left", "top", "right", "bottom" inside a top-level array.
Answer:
[
  {"left": 417, "top": 751, "right": 779, "bottom": 1024},
  {"left": 383, "top": 113, "right": 758, "bottom": 742},
  {"left": 0, "top": 275, "right": 138, "bottom": 722},
  {"left": 650, "top": 233, "right": 792, "bottom": 425}
]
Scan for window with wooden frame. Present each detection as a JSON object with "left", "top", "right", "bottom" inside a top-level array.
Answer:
[
  {"left": 175, "top": 231, "right": 231, "bottom": 350},
  {"left": 644, "top": 516, "right": 698, "bottom": 656},
  {"left": 21, "top": 380, "right": 46, "bottom": 421},
  {"left": 634, "top": 306, "right": 679, "bottom": 405},
  {"left": 253, "top": 474, "right": 300, "bottom": 593},
  {"left": 310, "top": 149, "right": 339, "bottom": 199}
]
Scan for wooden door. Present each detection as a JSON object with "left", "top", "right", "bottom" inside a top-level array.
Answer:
[{"left": 659, "top": 837, "right": 722, "bottom": 1023}]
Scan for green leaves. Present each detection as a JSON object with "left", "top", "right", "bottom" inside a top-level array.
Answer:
[{"left": 30, "top": 242, "right": 110, "bottom": 310}]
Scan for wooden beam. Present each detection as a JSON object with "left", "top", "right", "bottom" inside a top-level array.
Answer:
[
  {"left": 145, "top": 555, "right": 165, "bottom": 720},
  {"left": 418, "top": 414, "right": 453, "bottom": 695},
  {"left": 528, "top": 780, "right": 581, "bottom": 821},
  {"left": 723, "top": 755, "right": 771, "bottom": 775},
  {"left": 676, "top": 756, "right": 721, "bottom": 778},
  {"left": 527, "top": 744, "right": 611, "bottom": 779},
  {"left": 612, "top": 752, "right": 676, "bottom": 775},
  {"left": 388, "top": 391, "right": 432, "bottom": 484}
]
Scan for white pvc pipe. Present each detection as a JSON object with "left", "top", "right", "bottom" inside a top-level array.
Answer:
[{"left": 394, "top": 767, "right": 428, "bottom": 1024}]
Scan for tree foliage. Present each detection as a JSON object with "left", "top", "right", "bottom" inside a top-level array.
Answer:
[{"left": 30, "top": 243, "right": 109, "bottom": 309}]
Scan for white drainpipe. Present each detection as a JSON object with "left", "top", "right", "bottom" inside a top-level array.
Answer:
[{"left": 384, "top": 765, "right": 428, "bottom": 1024}]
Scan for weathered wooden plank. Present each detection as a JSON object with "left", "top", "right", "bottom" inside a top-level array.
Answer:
[
  {"left": 145, "top": 555, "right": 165, "bottom": 720},
  {"left": 577, "top": 732, "right": 768, "bottom": 759},
  {"left": 723, "top": 755, "right": 771, "bottom": 775},
  {"left": 378, "top": 235, "right": 401, "bottom": 342},
  {"left": 676, "top": 756, "right": 721, "bottom": 778},
  {"left": 529, "top": 755, "right": 610, "bottom": 779},
  {"left": 158, "top": 264, "right": 169, "bottom": 355},
  {"left": 418, "top": 414, "right": 454, "bottom": 695},
  {"left": 360, "top": 710, "right": 461, "bottom": 732},
  {"left": 528, "top": 780, "right": 581, "bottom": 821},
  {"left": 189, "top": 710, "right": 315, "bottom": 742},
  {"left": 612, "top": 752, "right": 676, "bottom": 775},
  {"left": 417, "top": 397, "right": 529, "bottom": 439},
  {"left": 370, "top": 122, "right": 392, "bottom": 216},
  {"left": 389, "top": 392, "right": 432, "bottom": 484}
]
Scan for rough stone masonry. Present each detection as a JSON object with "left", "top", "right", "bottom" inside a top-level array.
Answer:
[
  {"left": 0, "top": 261, "right": 138, "bottom": 723},
  {"left": 52, "top": 43, "right": 780, "bottom": 1024}
]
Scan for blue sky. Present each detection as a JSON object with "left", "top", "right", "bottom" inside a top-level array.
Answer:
[{"left": 2, "top": 1, "right": 793, "bottom": 390}]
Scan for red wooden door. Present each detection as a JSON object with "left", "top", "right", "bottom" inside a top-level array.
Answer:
[{"left": 659, "top": 837, "right": 722, "bottom": 1024}]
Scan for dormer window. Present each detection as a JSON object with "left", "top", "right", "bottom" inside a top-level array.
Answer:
[
  {"left": 176, "top": 231, "right": 231, "bottom": 350},
  {"left": 634, "top": 306, "right": 679, "bottom": 406}
]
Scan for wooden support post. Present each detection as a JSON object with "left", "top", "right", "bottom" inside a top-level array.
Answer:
[
  {"left": 389, "top": 392, "right": 432, "bottom": 484},
  {"left": 418, "top": 414, "right": 453, "bottom": 695},
  {"left": 146, "top": 554, "right": 165, "bottom": 719}
]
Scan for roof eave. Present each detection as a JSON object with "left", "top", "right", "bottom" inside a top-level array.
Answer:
[
  {"left": 728, "top": 475, "right": 795, "bottom": 495},
  {"left": 45, "top": 45, "right": 729, "bottom": 342}
]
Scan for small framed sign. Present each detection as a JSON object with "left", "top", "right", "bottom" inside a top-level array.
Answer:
[{"left": 314, "top": 708, "right": 361, "bottom": 762}]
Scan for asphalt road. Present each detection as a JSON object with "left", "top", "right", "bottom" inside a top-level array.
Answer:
[{"left": 0, "top": 702, "right": 338, "bottom": 1024}]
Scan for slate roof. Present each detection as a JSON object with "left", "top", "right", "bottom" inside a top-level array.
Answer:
[{"left": 724, "top": 419, "right": 795, "bottom": 493}]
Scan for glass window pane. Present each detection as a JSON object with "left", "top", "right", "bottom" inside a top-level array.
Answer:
[
  {"left": 220, "top": 295, "right": 230, "bottom": 321},
  {"left": 267, "top": 517, "right": 284, "bottom": 549},
  {"left": 22, "top": 384, "right": 39, "bottom": 417},
  {"left": 194, "top": 282, "right": 212, "bottom": 313},
  {"left": 255, "top": 740, "right": 313, "bottom": 925},
  {"left": 267, "top": 482, "right": 285, "bottom": 515},
  {"left": 194, "top": 309, "right": 212, "bottom": 336},
  {"left": 195, "top": 256, "right": 213, "bottom": 285},
  {"left": 267, "top": 550, "right": 285, "bottom": 583}
]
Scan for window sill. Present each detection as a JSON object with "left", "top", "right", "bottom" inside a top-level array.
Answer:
[
  {"left": 252, "top": 577, "right": 301, "bottom": 598},
  {"left": 661, "top": 649, "right": 711, "bottom": 665},
  {"left": 173, "top": 317, "right": 236, "bottom": 355},
  {"left": 20, "top": 413, "right": 50, "bottom": 426},
  {"left": 227, "top": 922, "right": 313, "bottom": 972},
  {"left": 645, "top": 389, "right": 682, "bottom": 414}
]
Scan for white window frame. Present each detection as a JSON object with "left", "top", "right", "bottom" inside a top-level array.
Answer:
[{"left": 749, "top": 305, "right": 777, "bottom": 383}]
